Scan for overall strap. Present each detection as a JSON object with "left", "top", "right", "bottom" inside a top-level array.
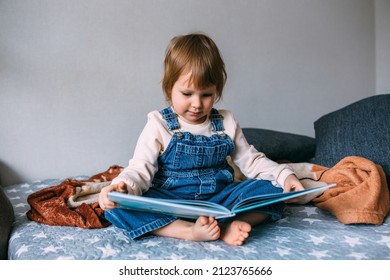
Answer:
[
  {"left": 161, "top": 107, "right": 224, "bottom": 132},
  {"left": 160, "top": 107, "right": 180, "bottom": 131},
  {"left": 209, "top": 108, "right": 225, "bottom": 132}
]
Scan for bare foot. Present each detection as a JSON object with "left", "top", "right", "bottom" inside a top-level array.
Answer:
[
  {"left": 220, "top": 220, "right": 252, "bottom": 246},
  {"left": 152, "top": 216, "right": 220, "bottom": 242},
  {"left": 191, "top": 216, "right": 220, "bottom": 242}
]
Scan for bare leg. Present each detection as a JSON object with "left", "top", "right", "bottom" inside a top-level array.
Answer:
[
  {"left": 220, "top": 212, "right": 269, "bottom": 246},
  {"left": 152, "top": 216, "right": 220, "bottom": 242}
]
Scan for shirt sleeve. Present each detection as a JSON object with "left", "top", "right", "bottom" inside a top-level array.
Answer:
[
  {"left": 221, "top": 110, "right": 294, "bottom": 188},
  {"left": 111, "top": 111, "right": 169, "bottom": 195}
]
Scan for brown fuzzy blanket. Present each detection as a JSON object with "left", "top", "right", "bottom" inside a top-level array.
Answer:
[
  {"left": 311, "top": 156, "right": 389, "bottom": 224},
  {"left": 26, "top": 165, "right": 123, "bottom": 228},
  {"left": 26, "top": 156, "right": 389, "bottom": 228}
]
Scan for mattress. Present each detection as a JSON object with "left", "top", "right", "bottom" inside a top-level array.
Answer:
[{"left": 4, "top": 177, "right": 390, "bottom": 260}]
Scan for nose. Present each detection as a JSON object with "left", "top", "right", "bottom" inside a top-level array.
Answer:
[{"left": 191, "top": 95, "right": 202, "bottom": 109}]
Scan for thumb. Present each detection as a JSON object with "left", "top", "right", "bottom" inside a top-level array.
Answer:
[{"left": 117, "top": 181, "right": 127, "bottom": 193}]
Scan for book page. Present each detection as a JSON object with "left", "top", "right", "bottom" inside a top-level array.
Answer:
[
  {"left": 109, "top": 192, "right": 232, "bottom": 219},
  {"left": 231, "top": 184, "right": 335, "bottom": 214}
]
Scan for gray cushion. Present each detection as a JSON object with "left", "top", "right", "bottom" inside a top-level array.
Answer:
[
  {"left": 313, "top": 94, "right": 390, "bottom": 185},
  {"left": 0, "top": 186, "right": 14, "bottom": 259},
  {"left": 242, "top": 128, "right": 316, "bottom": 162}
]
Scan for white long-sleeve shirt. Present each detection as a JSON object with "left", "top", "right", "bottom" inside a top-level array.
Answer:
[{"left": 112, "top": 108, "right": 294, "bottom": 195}]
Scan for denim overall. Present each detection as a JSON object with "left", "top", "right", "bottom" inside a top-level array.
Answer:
[{"left": 105, "top": 107, "right": 284, "bottom": 239}]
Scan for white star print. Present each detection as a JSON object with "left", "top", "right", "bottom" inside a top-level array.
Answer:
[
  {"left": 309, "top": 235, "right": 326, "bottom": 245},
  {"left": 97, "top": 244, "right": 119, "bottom": 258},
  {"left": 168, "top": 253, "right": 185, "bottom": 260},
  {"left": 130, "top": 251, "right": 150, "bottom": 260},
  {"left": 347, "top": 252, "right": 367, "bottom": 260},
  {"left": 308, "top": 250, "right": 330, "bottom": 259},
  {"left": 17, "top": 211, "right": 27, "bottom": 218},
  {"left": 56, "top": 256, "right": 75, "bottom": 260},
  {"left": 14, "top": 203, "right": 28, "bottom": 208},
  {"left": 275, "top": 247, "right": 291, "bottom": 257},
  {"left": 33, "top": 232, "right": 47, "bottom": 239},
  {"left": 60, "top": 234, "right": 74, "bottom": 241},
  {"left": 378, "top": 235, "right": 390, "bottom": 248},
  {"left": 43, "top": 245, "right": 61, "bottom": 253},
  {"left": 241, "top": 246, "right": 257, "bottom": 255},
  {"left": 42, "top": 245, "right": 60, "bottom": 253},
  {"left": 175, "top": 242, "right": 194, "bottom": 250},
  {"left": 276, "top": 217, "right": 290, "bottom": 224},
  {"left": 86, "top": 236, "right": 100, "bottom": 244},
  {"left": 9, "top": 232, "right": 22, "bottom": 242},
  {"left": 115, "top": 233, "right": 131, "bottom": 244},
  {"left": 300, "top": 207, "right": 318, "bottom": 216},
  {"left": 207, "top": 243, "right": 227, "bottom": 252},
  {"left": 143, "top": 240, "right": 161, "bottom": 248},
  {"left": 344, "top": 236, "right": 362, "bottom": 247},
  {"left": 302, "top": 218, "right": 322, "bottom": 224},
  {"left": 275, "top": 236, "right": 291, "bottom": 244},
  {"left": 15, "top": 244, "right": 30, "bottom": 257}
]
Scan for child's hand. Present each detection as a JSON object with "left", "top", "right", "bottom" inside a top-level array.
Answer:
[
  {"left": 283, "top": 174, "right": 306, "bottom": 204},
  {"left": 99, "top": 181, "right": 128, "bottom": 210},
  {"left": 283, "top": 174, "right": 304, "bottom": 193}
]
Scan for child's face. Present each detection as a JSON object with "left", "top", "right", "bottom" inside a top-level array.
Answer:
[{"left": 171, "top": 71, "right": 217, "bottom": 125}]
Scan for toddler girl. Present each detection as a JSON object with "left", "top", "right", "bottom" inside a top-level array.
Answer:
[{"left": 99, "top": 33, "right": 304, "bottom": 246}]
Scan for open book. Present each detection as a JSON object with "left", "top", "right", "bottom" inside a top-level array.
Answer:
[{"left": 108, "top": 184, "right": 335, "bottom": 219}]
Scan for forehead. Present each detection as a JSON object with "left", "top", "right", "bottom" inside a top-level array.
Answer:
[{"left": 175, "top": 71, "right": 216, "bottom": 91}]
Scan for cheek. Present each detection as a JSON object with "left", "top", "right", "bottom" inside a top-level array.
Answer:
[
  {"left": 171, "top": 95, "right": 187, "bottom": 110},
  {"left": 205, "top": 98, "right": 215, "bottom": 108},
  {"left": 170, "top": 91, "right": 180, "bottom": 104}
]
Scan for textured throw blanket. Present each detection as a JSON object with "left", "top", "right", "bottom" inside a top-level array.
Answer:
[
  {"left": 27, "top": 165, "right": 123, "bottom": 228},
  {"left": 26, "top": 156, "right": 389, "bottom": 228},
  {"left": 288, "top": 156, "right": 389, "bottom": 224},
  {"left": 311, "top": 156, "right": 389, "bottom": 224}
]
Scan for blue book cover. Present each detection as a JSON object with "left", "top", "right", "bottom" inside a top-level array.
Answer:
[{"left": 108, "top": 184, "right": 335, "bottom": 219}]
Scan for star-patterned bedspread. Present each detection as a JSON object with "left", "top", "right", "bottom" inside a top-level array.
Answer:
[{"left": 4, "top": 177, "right": 390, "bottom": 260}]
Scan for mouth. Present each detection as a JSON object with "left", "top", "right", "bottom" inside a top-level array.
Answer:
[{"left": 188, "top": 111, "right": 201, "bottom": 116}]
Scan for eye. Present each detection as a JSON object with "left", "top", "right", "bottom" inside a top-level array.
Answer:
[
  {"left": 202, "top": 93, "right": 214, "bottom": 98},
  {"left": 181, "top": 92, "right": 192, "bottom": 97}
]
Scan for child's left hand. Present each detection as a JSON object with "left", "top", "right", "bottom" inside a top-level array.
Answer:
[
  {"left": 283, "top": 174, "right": 306, "bottom": 204},
  {"left": 283, "top": 174, "right": 304, "bottom": 193}
]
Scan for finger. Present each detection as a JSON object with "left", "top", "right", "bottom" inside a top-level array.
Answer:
[
  {"left": 104, "top": 200, "right": 117, "bottom": 210},
  {"left": 118, "top": 182, "right": 127, "bottom": 192}
]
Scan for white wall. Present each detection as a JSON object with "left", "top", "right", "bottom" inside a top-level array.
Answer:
[
  {"left": 376, "top": 0, "right": 390, "bottom": 94},
  {"left": 0, "top": 0, "right": 377, "bottom": 185}
]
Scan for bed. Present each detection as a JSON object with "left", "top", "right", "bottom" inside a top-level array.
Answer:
[
  {"left": 2, "top": 176, "right": 389, "bottom": 260},
  {"left": 1, "top": 94, "right": 390, "bottom": 260}
]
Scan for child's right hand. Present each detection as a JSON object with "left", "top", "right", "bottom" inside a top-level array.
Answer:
[{"left": 98, "top": 181, "right": 128, "bottom": 210}]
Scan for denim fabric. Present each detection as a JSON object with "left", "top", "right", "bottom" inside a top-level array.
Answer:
[{"left": 106, "top": 107, "right": 285, "bottom": 239}]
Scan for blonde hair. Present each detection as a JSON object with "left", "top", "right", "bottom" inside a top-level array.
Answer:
[{"left": 162, "top": 33, "right": 227, "bottom": 103}]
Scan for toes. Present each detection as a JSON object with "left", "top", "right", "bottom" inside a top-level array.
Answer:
[
  {"left": 197, "top": 216, "right": 209, "bottom": 226},
  {"left": 238, "top": 222, "right": 252, "bottom": 233}
]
